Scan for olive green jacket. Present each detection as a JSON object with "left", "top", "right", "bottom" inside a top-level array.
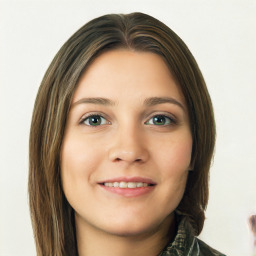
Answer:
[{"left": 159, "top": 216, "right": 226, "bottom": 256}]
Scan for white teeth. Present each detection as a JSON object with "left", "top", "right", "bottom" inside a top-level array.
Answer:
[
  {"left": 127, "top": 182, "right": 136, "bottom": 188},
  {"left": 120, "top": 182, "right": 128, "bottom": 188},
  {"left": 113, "top": 182, "right": 119, "bottom": 188},
  {"left": 103, "top": 181, "right": 150, "bottom": 188},
  {"left": 136, "top": 182, "right": 144, "bottom": 188}
]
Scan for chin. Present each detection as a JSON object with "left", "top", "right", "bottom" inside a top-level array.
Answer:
[
  {"left": 104, "top": 223, "right": 155, "bottom": 237},
  {"left": 101, "top": 213, "right": 172, "bottom": 238}
]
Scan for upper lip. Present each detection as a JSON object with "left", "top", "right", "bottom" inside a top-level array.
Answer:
[{"left": 98, "top": 176, "right": 157, "bottom": 185}]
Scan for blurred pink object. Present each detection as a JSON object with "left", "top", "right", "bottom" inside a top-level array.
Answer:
[{"left": 249, "top": 215, "right": 256, "bottom": 256}]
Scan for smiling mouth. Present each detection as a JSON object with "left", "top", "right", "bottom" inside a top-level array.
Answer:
[
  {"left": 98, "top": 177, "right": 156, "bottom": 197},
  {"left": 100, "top": 181, "right": 155, "bottom": 188}
]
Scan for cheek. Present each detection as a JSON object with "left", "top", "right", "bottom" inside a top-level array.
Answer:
[
  {"left": 61, "top": 140, "right": 86, "bottom": 179},
  {"left": 159, "top": 134, "right": 193, "bottom": 175},
  {"left": 60, "top": 135, "right": 101, "bottom": 199},
  {"left": 154, "top": 132, "right": 192, "bottom": 209},
  {"left": 61, "top": 132, "right": 102, "bottom": 171}
]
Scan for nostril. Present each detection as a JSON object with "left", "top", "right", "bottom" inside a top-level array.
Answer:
[
  {"left": 109, "top": 149, "right": 148, "bottom": 163},
  {"left": 114, "top": 157, "right": 142, "bottom": 163}
]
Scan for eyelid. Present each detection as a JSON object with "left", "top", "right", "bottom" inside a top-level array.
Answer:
[
  {"left": 78, "top": 111, "right": 177, "bottom": 126},
  {"left": 145, "top": 112, "right": 178, "bottom": 125},
  {"left": 79, "top": 112, "right": 111, "bottom": 125},
  {"left": 146, "top": 111, "right": 177, "bottom": 120}
]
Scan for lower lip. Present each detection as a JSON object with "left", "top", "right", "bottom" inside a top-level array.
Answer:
[{"left": 99, "top": 184, "right": 155, "bottom": 197}]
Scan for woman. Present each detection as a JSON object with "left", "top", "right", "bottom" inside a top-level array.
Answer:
[{"left": 29, "top": 12, "right": 225, "bottom": 255}]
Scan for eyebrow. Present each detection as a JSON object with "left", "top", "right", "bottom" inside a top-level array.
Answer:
[
  {"left": 72, "top": 96, "right": 185, "bottom": 110},
  {"left": 72, "top": 97, "right": 115, "bottom": 107},
  {"left": 144, "top": 97, "right": 185, "bottom": 110}
]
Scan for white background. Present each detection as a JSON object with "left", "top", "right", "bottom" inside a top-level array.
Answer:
[{"left": 0, "top": 0, "right": 256, "bottom": 255}]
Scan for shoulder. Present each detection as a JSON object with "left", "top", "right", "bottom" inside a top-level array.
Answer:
[
  {"left": 195, "top": 237, "right": 226, "bottom": 256},
  {"left": 159, "top": 215, "right": 226, "bottom": 256}
]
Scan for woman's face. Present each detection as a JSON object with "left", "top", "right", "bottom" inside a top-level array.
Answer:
[{"left": 61, "top": 49, "right": 192, "bottom": 237}]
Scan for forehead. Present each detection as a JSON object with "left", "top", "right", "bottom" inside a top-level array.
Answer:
[{"left": 73, "top": 49, "right": 186, "bottom": 106}]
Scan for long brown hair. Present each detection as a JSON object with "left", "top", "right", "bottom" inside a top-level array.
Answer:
[{"left": 29, "top": 12, "right": 215, "bottom": 255}]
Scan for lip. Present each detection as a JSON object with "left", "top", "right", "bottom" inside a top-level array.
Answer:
[
  {"left": 98, "top": 176, "right": 157, "bottom": 198},
  {"left": 98, "top": 176, "right": 157, "bottom": 184}
]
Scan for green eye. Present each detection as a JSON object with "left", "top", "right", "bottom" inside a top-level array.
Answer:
[
  {"left": 83, "top": 115, "right": 108, "bottom": 126},
  {"left": 146, "top": 115, "right": 172, "bottom": 126}
]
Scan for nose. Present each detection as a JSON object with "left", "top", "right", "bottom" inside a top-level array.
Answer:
[{"left": 108, "top": 127, "right": 149, "bottom": 164}]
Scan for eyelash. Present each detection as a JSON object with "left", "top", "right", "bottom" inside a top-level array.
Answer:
[
  {"left": 79, "top": 113, "right": 177, "bottom": 127},
  {"left": 145, "top": 114, "right": 177, "bottom": 126},
  {"left": 79, "top": 113, "right": 110, "bottom": 126}
]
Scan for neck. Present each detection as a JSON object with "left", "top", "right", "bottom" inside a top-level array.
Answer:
[{"left": 75, "top": 214, "right": 176, "bottom": 256}]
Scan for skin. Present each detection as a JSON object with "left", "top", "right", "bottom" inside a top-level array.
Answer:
[{"left": 61, "top": 49, "right": 193, "bottom": 256}]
